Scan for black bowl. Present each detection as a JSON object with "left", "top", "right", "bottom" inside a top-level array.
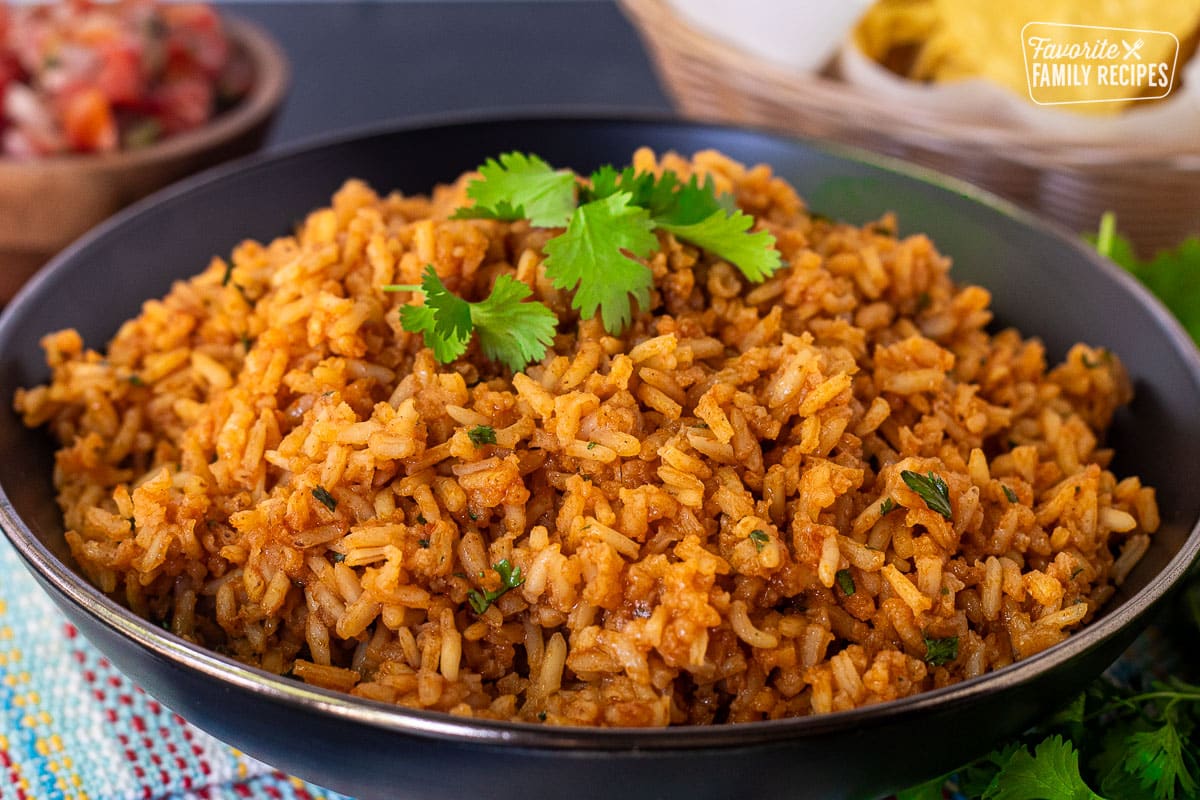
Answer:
[{"left": 2, "top": 116, "right": 1199, "bottom": 800}]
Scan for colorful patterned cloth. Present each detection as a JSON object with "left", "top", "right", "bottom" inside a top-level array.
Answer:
[{"left": 0, "top": 535, "right": 355, "bottom": 800}]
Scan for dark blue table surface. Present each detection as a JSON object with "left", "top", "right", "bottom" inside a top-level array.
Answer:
[{"left": 228, "top": 0, "right": 672, "bottom": 147}]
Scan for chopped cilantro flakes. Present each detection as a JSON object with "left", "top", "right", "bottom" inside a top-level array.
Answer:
[
  {"left": 311, "top": 486, "right": 337, "bottom": 512},
  {"left": 901, "top": 470, "right": 953, "bottom": 521},
  {"left": 835, "top": 569, "right": 856, "bottom": 596},
  {"left": 468, "top": 424, "right": 497, "bottom": 446},
  {"left": 749, "top": 529, "right": 769, "bottom": 552},
  {"left": 922, "top": 633, "right": 958, "bottom": 666},
  {"left": 466, "top": 559, "right": 525, "bottom": 614}
]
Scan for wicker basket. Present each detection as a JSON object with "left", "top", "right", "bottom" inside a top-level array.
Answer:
[{"left": 620, "top": 0, "right": 1200, "bottom": 255}]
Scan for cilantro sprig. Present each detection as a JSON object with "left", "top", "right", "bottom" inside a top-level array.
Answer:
[
  {"left": 391, "top": 153, "right": 781, "bottom": 371},
  {"left": 385, "top": 265, "right": 557, "bottom": 372},
  {"left": 455, "top": 151, "right": 782, "bottom": 335}
]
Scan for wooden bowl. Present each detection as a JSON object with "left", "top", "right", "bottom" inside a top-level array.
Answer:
[{"left": 0, "top": 17, "right": 289, "bottom": 304}]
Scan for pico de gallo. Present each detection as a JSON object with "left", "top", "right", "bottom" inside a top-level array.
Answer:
[{"left": 0, "top": 1, "right": 252, "bottom": 158}]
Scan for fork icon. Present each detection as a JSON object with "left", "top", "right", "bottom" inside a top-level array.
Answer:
[{"left": 1123, "top": 38, "right": 1145, "bottom": 60}]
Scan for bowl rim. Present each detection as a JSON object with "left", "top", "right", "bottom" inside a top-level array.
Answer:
[
  {"left": 0, "top": 15, "right": 289, "bottom": 173},
  {"left": 2, "top": 111, "right": 1199, "bottom": 752}
]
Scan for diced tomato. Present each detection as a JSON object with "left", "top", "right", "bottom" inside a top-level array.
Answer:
[
  {"left": 61, "top": 86, "right": 117, "bottom": 152},
  {"left": 149, "top": 75, "right": 211, "bottom": 134},
  {"left": 96, "top": 42, "right": 144, "bottom": 106},
  {"left": 1, "top": 2, "right": 241, "bottom": 158},
  {"left": 162, "top": 4, "right": 227, "bottom": 77},
  {"left": 0, "top": 53, "right": 20, "bottom": 93}
]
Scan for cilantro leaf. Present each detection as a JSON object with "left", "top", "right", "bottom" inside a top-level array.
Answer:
[
  {"left": 653, "top": 173, "right": 727, "bottom": 225},
  {"left": 467, "top": 274, "right": 558, "bottom": 371},
  {"left": 396, "top": 266, "right": 472, "bottom": 362},
  {"left": 542, "top": 191, "right": 658, "bottom": 333},
  {"left": 454, "top": 152, "right": 576, "bottom": 228},
  {"left": 1125, "top": 239, "right": 1200, "bottom": 346},
  {"left": 400, "top": 303, "right": 470, "bottom": 362},
  {"left": 419, "top": 266, "right": 473, "bottom": 344},
  {"left": 583, "top": 165, "right": 676, "bottom": 216},
  {"left": 658, "top": 209, "right": 782, "bottom": 283},
  {"left": 960, "top": 743, "right": 1024, "bottom": 798},
  {"left": 984, "top": 736, "right": 1105, "bottom": 800},
  {"left": 583, "top": 164, "right": 623, "bottom": 201},
  {"left": 584, "top": 166, "right": 772, "bottom": 282},
  {"left": 1093, "top": 716, "right": 1160, "bottom": 800},
  {"left": 1120, "top": 720, "right": 1198, "bottom": 800},
  {"left": 1046, "top": 692, "right": 1088, "bottom": 744},
  {"left": 749, "top": 529, "right": 770, "bottom": 552},
  {"left": 392, "top": 266, "right": 556, "bottom": 371}
]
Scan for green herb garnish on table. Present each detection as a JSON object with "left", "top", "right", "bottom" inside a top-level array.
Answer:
[{"left": 901, "top": 675, "right": 1200, "bottom": 800}]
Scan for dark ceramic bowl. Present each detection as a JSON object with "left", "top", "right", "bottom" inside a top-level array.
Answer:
[{"left": 1, "top": 116, "right": 1198, "bottom": 800}]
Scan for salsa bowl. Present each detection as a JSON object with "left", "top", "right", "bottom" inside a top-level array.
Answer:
[{"left": 0, "top": 15, "right": 289, "bottom": 304}]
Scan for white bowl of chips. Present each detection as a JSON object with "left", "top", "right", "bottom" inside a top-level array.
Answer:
[{"left": 841, "top": 0, "right": 1200, "bottom": 149}]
